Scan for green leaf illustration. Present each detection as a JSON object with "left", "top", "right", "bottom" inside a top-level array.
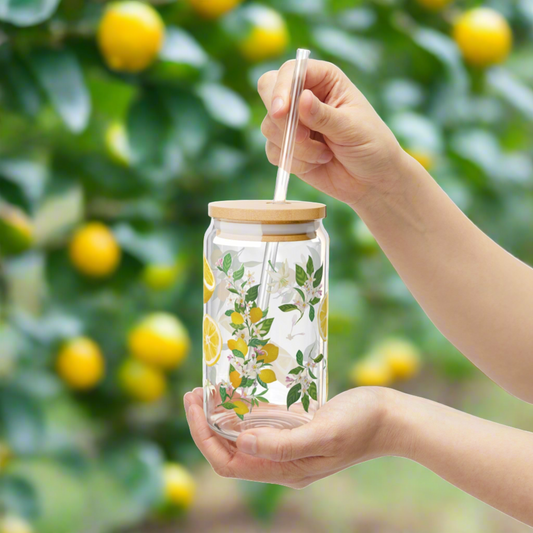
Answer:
[
  {"left": 296, "top": 350, "right": 304, "bottom": 366},
  {"left": 220, "top": 387, "right": 227, "bottom": 402},
  {"left": 310, "top": 297, "right": 321, "bottom": 305},
  {"left": 309, "top": 369, "right": 317, "bottom": 380},
  {"left": 233, "top": 265, "right": 244, "bottom": 280},
  {"left": 302, "top": 394, "right": 310, "bottom": 413},
  {"left": 221, "top": 402, "right": 237, "bottom": 409},
  {"left": 295, "top": 288, "right": 306, "bottom": 302},
  {"left": 313, "top": 265, "right": 323, "bottom": 288},
  {"left": 245, "top": 284, "right": 259, "bottom": 302},
  {"left": 257, "top": 376, "right": 268, "bottom": 389},
  {"left": 287, "top": 384, "right": 302, "bottom": 410},
  {"left": 309, "top": 305, "right": 315, "bottom": 322},
  {"left": 228, "top": 288, "right": 239, "bottom": 295},
  {"left": 236, "top": 412, "right": 245, "bottom": 420},
  {"left": 223, "top": 253, "right": 232, "bottom": 274},
  {"left": 289, "top": 366, "right": 304, "bottom": 375},
  {"left": 225, "top": 310, "right": 234, "bottom": 316},
  {"left": 262, "top": 308, "right": 269, "bottom": 317},
  {"left": 255, "top": 396, "right": 269, "bottom": 403},
  {"left": 306, "top": 256, "right": 314, "bottom": 275},
  {"left": 232, "top": 349, "right": 245, "bottom": 359},
  {"left": 313, "top": 354, "right": 324, "bottom": 363},
  {"left": 259, "top": 318, "right": 274, "bottom": 336},
  {"left": 308, "top": 382, "right": 318, "bottom": 401},
  {"left": 295, "top": 264, "right": 307, "bottom": 286},
  {"left": 279, "top": 304, "right": 298, "bottom": 313}
]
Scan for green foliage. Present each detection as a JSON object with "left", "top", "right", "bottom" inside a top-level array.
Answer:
[{"left": 0, "top": 0, "right": 533, "bottom": 531}]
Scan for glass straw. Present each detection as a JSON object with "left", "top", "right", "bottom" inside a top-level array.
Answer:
[{"left": 257, "top": 49, "right": 310, "bottom": 312}]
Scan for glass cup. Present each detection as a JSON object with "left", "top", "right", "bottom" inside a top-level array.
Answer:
[{"left": 203, "top": 200, "right": 329, "bottom": 441}]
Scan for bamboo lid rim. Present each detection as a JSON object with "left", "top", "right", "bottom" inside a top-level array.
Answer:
[{"left": 208, "top": 200, "right": 326, "bottom": 223}]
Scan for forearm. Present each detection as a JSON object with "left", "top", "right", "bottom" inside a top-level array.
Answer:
[
  {"left": 388, "top": 391, "right": 533, "bottom": 525},
  {"left": 353, "top": 152, "right": 533, "bottom": 402}
]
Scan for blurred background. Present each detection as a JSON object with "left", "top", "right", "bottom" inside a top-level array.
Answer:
[{"left": 1, "top": 0, "right": 533, "bottom": 531}]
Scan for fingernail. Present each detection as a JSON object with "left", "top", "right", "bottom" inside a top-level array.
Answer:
[
  {"left": 271, "top": 97, "right": 284, "bottom": 115},
  {"left": 318, "top": 151, "right": 334, "bottom": 164},
  {"left": 238, "top": 434, "right": 257, "bottom": 455},
  {"left": 296, "top": 125, "right": 309, "bottom": 143}
]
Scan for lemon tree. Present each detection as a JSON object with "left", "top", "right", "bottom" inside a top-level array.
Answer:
[{"left": 56, "top": 337, "right": 105, "bottom": 390}]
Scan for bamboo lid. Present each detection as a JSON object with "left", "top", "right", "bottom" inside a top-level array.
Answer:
[{"left": 208, "top": 200, "right": 326, "bottom": 223}]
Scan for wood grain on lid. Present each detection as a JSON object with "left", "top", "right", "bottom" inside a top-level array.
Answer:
[{"left": 208, "top": 200, "right": 326, "bottom": 223}]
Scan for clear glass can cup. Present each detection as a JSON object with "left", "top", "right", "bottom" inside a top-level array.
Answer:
[{"left": 203, "top": 200, "right": 329, "bottom": 441}]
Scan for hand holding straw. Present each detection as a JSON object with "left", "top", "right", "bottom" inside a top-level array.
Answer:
[{"left": 257, "top": 49, "right": 311, "bottom": 311}]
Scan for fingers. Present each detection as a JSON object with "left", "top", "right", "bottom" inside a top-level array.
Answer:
[
  {"left": 265, "top": 142, "right": 326, "bottom": 175},
  {"left": 298, "top": 89, "right": 346, "bottom": 138},
  {"left": 236, "top": 421, "right": 330, "bottom": 462}
]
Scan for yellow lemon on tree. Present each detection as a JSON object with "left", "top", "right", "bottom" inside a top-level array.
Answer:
[
  {"left": 69, "top": 222, "right": 121, "bottom": 278},
  {"left": 405, "top": 148, "right": 434, "bottom": 171},
  {"left": 0, "top": 203, "right": 33, "bottom": 256},
  {"left": 143, "top": 262, "right": 181, "bottom": 291},
  {"left": 416, "top": 0, "right": 452, "bottom": 10},
  {"left": 350, "top": 358, "right": 393, "bottom": 387},
  {"left": 0, "top": 515, "right": 33, "bottom": 533},
  {"left": 105, "top": 122, "right": 131, "bottom": 166},
  {"left": 249, "top": 307, "right": 262, "bottom": 324},
  {"left": 203, "top": 255, "right": 215, "bottom": 303},
  {"left": 189, "top": 0, "right": 242, "bottom": 19},
  {"left": 56, "top": 337, "right": 105, "bottom": 390},
  {"left": 230, "top": 312, "right": 244, "bottom": 325},
  {"left": 119, "top": 359, "right": 166, "bottom": 403},
  {"left": 318, "top": 293, "right": 328, "bottom": 341},
  {"left": 232, "top": 399, "right": 249, "bottom": 416},
  {"left": 163, "top": 463, "right": 196, "bottom": 508},
  {"left": 227, "top": 337, "right": 247, "bottom": 356},
  {"left": 256, "top": 343, "right": 278, "bottom": 364},
  {"left": 238, "top": 6, "right": 289, "bottom": 62},
  {"left": 203, "top": 314, "right": 222, "bottom": 366},
  {"left": 98, "top": 1, "right": 165, "bottom": 73},
  {"left": 129, "top": 313, "right": 190, "bottom": 370},
  {"left": 453, "top": 8, "right": 512, "bottom": 68},
  {"left": 379, "top": 338, "right": 422, "bottom": 380},
  {"left": 258, "top": 368, "right": 276, "bottom": 384},
  {"left": 229, "top": 370, "right": 242, "bottom": 389}
]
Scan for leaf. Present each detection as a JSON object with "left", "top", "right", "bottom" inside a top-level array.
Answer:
[
  {"left": 296, "top": 350, "right": 303, "bottom": 366},
  {"left": 286, "top": 384, "right": 302, "bottom": 410},
  {"left": 312, "top": 26, "right": 381, "bottom": 73},
  {"left": 220, "top": 387, "right": 227, "bottom": 403},
  {"left": 309, "top": 369, "right": 317, "bottom": 380},
  {"left": 306, "top": 256, "right": 314, "bottom": 275},
  {"left": 233, "top": 265, "right": 244, "bottom": 281},
  {"left": 225, "top": 310, "right": 234, "bottom": 317},
  {"left": 232, "top": 350, "right": 245, "bottom": 359},
  {"left": 313, "top": 354, "right": 324, "bottom": 364},
  {"left": 196, "top": 83, "right": 250, "bottom": 129},
  {"left": 222, "top": 253, "right": 232, "bottom": 274},
  {"left": 227, "top": 288, "right": 239, "bottom": 295},
  {"left": 28, "top": 49, "right": 90, "bottom": 133},
  {"left": 4, "top": 57, "right": 42, "bottom": 117},
  {"left": 236, "top": 412, "right": 245, "bottom": 421},
  {"left": 249, "top": 338, "right": 268, "bottom": 347},
  {"left": 245, "top": 284, "right": 259, "bottom": 302},
  {"left": 257, "top": 376, "right": 268, "bottom": 389},
  {"left": 0, "top": 476, "right": 39, "bottom": 520},
  {"left": 301, "top": 394, "right": 310, "bottom": 413},
  {"left": 221, "top": 402, "right": 237, "bottom": 409},
  {"left": 487, "top": 67, "right": 533, "bottom": 120},
  {"left": 313, "top": 266, "right": 323, "bottom": 288},
  {"left": 295, "top": 288, "right": 306, "bottom": 302},
  {"left": 113, "top": 224, "right": 176, "bottom": 265},
  {"left": 309, "top": 305, "right": 315, "bottom": 322},
  {"left": 259, "top": 317, "right": 274, "bottom": 336},
  {"left": 288, "top": 367, "right": 304, "bottom": 375},
  {"left": 0, "top": 0, "right": 60, "bottom": 26},
  {"left": 159, "top": 26, "right": 208, "bottom": 68},
  {"left": 255, "top": 396, "right": 269, "bottom": 403},
  {"left": 308, "top": 382, "right": 318, "bottom": 401},
  {"left": 279, "top": 304, "right": 299, "bottom": 313},
  {"left": 310, "top": 297, "right": 321, "bottom": 305},
  {"left": 262, "top": 308, "right": 269, "bottom": 317},
  {"left": 295, "top": 264, "right": 307, "bottom": 286}
]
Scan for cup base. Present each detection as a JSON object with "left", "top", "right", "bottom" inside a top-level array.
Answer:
[{"left": 207, "top": 403, "right": 314, "bottom": 442}]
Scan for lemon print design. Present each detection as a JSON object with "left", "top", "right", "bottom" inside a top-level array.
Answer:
[{"left": 203, "top": 314, "right": 222, "bottom": 366}]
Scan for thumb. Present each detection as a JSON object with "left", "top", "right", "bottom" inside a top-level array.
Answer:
[
  {"left": 236, "top": 422, "right": 326, "bottom": 462},
  {"left": 299, "top": 89, "right": 345, "bottom": 138}
]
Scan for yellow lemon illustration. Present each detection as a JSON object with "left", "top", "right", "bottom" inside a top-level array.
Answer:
[
  {"left": 230, "top": 312, "right": 244, "bottom": 325},
  {"left": 203, "top": 256, "right": 216, "bottom": 303},
  {"left": 232, "top": 399, "right": 249, "bottom": 415},
  {"left": 318, "top": 293, "right": 328, "bottom": 341},
  {"left": 163, "top": 463, "right": 196, "bottom": 509},
  {"left": 56, "top": 337, "right": 105, "bottom": 390},
  {"left": 256, "top": 343, "right": 278, "bottom": 364},
  {"left": 249, "top": 307, "right": 262, "bottom": 324},
  {"left": 227, "top": 337, "right": 247, "bottom": 356},
  {"left": 129, "top": 313, "right": 190, "bottom": 370},
  {"left": 98, "top": 1, "right": 165, "bottom": 73},
  {"left": 453, "top": 8, "right": 512, "bottom": 67},
  {"left": 203, "top": 314, "right": 222, "bottom": 366},
  {"left": 258, "top": 369, "right": 276, "bottom": 384},
  {"left": 229, "top": 370, "right": 242, "bottom": 389},
  {"left": 119, "top": 359, "right": 167, "bottom": 403},
  {"left": 69, "top": 222, "right": 121, "bottom": 278}
]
